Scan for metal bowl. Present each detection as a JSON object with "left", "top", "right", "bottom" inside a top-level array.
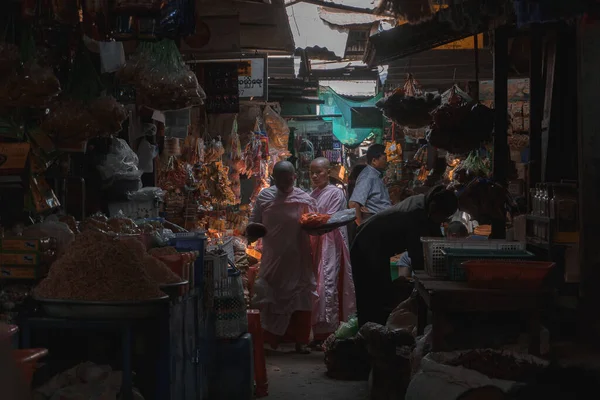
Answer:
[
  {"left": 34, "top": 296, "right": 169, "bottom": 320},
  {"left": 159, "top": 280, "right": 189, "bottom": 300}
]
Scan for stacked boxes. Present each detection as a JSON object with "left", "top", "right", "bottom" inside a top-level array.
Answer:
[{"left": 0, "top": 237, "right": 57, "bottom": 280}]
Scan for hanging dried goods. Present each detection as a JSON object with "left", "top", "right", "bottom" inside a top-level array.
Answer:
[
  {"left": 203, "top": 138, "right": 225, "bottom": 164},
  {"left": 263, "top": 105, "right": 290, "bottom": 156},
  {"left": 0, "top": 63, "right": 61, "bottom": 107},
  {"left": 117, "top": 40, "right": 206, "bottom": 110},
  {"left": 377, "top": 88, "right": 441, "bottom": 129},
  {"left": 452, "top": 151, "right": 490, "bottom": 184},
  {"left": 428, "top": 87, "right": 494, "bottom": 154},
  {"left": 195, "top": 162, "right": 236, "bottom": 206}
]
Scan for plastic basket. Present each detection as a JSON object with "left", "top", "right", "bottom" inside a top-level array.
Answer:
[
  {"left": 442, "top": 249, "right": 535, "bottom": 281},
  {"left": 214, "top": 261, "right": 248, "bottom": 339},
  {"left": 462, "top": 260, "right": 555, "bottom": 289},
  {"left": 421, "top": 237, "right": 526, "bottom": 279},
  {"left": 207, "top": 237, "right": 235, "bottom": 264}
]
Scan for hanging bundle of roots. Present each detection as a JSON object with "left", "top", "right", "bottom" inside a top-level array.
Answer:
[{"left": 376, "top": 0, "right": 434, "bottom": 23}]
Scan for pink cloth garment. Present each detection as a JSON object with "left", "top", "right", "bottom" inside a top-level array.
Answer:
[
  {"left": 250, "top": 186, "right": 318, "bottom": 336},
  {"left": 311, "top": 184, "right": 356, "bottom": 336}
]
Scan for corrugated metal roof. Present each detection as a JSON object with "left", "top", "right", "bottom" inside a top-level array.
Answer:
[
  {"left": 320, "top": 81, "right": 377, "bottom": 97},
  {"left": 310, "top": 60, "right": 367, "bottom": 70},
  {"left": 287, "top": 2, "right": 349, "bottom": 57},
  {"left": 318, "top": 7, "right": 393, "bottom": 28}
]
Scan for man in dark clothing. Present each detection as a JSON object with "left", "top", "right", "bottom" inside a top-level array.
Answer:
[{"left": 350, "top": 186, "right": 459, "bottom": 327}]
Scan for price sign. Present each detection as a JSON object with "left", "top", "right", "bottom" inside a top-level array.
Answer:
[{"left": 237, "top": 58, "right": 266, "bottom": 99}]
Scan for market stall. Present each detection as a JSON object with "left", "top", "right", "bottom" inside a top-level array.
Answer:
[{"left": 0, "top": 1, "right": 260, "bottom": 398}]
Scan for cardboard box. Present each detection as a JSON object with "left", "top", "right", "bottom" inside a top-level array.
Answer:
[
  {"left": 1, "top": 238, "right": 44, "bottom": 252},
  {"left": 1, "top": 252, "right": 40, "bottom": 266},
  {"left": 0, "top": 265, "right": 48, "bottom": 279},
  {"left": 0, "top": 143, "right": 30, "bottom": 176}
]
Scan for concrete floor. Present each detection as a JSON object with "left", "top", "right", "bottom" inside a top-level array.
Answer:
[{"left": 266, "top": 346, "right": 369, "bottom": 400}]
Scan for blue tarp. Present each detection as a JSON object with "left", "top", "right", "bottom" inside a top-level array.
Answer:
[{"left": 318, "top": 87, "right": 384, "bottom": 148}]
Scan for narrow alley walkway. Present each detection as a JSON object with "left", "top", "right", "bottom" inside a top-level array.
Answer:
[{"left": 266, "top": 346, "right": 369, "bottom": 400}]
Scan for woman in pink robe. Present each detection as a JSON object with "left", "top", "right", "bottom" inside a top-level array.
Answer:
[
  {"left": 309, "top": 158, "right": 356, "bottom": 346},
  {"left": 249, "top": 161, "right": 318, "bottom": 353}
]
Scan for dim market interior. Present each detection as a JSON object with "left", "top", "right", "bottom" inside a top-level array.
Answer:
[{"left": 0, "top": 0, "right": 599, "bottom": 399}]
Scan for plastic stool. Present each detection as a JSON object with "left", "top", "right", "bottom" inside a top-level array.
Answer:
[{"left": 247, "top": 309, "right": 268, "bottom": 397}]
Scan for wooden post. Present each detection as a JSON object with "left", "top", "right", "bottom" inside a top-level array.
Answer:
[
  {"left": 528, "top": 24, "right": 543, "bottom": 189},
  {"left": 492, "top": 26, "right": 509, "bottom": 239},
  {"left": 473, "top": 33, "right": 480, "bottom": 102},
  {"left": 577, "top": 17, "right": 600, "bottom": 340}
]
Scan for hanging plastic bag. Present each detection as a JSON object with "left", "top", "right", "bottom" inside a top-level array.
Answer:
[
  {"left": 0, "top": 26, "right": 61, "bottom": 108},
  {"left": 229, "top": 115, "right": 242, "bottom": 160},
  {"left": 376, "top": 74, "right": 441, "bottom": 128},
  {"left": 127, "top": 187, "right": 165, "bottom": 202},
  {"left": 440, "top": 84, "right": 472, "bottom": 106},
  {"left": 335, "top": 315, "right": 359, "bottom": 339},
  {"left": 263, "top": 105, "right": 290, "bottom": 155},
  {"left": 96, "top": 138, "right": 143, "bottom": 181},
  {"left": 117, "top": 40, "right": 206, "bottom": 110}
]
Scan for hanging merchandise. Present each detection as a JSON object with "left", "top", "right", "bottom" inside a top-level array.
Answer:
[
  {"left": 428, "top": 85, "right": 494, "bottom": 154},
  {"left": 452, "top": 151, "right": 491, "bottom": 185},
  {"left": 204, "top": 137, "right": 225, "bottom": 164},
  {"left": 263, "top": 105, "right": 290, "bottom": 157},
  {"left": 195, "top": 162, "right": 237, "bottom": 207},
  {"left": 96, "top": 138, "right": 143, "bottom": 182},
  {"left": 319, "top": 86, "right": 384, "bottom": 147},
  {"left": 117, "top": 39, "right": 206, "bottom": 110},
  {"left": 229, "top": 116, "right": 242, "bottom": 162},
  {"left": 376, "top": 75, "right": 441, "bottom": 129},
  {"left": 385, "top": 141, "right": 403, "bottom": 163},
  {"left": 0, "top": 26, "right": 61, "bottom": 108},
  {"left": 239, "top": 133, "right": 262, "bottom": 177},
  {"left": 41, "top": 46, "right": 127, "bottom": 146}
]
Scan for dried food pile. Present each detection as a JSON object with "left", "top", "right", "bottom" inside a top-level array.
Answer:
[
  {"left": 34, "top": 231, "right": 167, "bottom": 301},
  {"left": 299, "top": 213, "right": 331, "bottom": 229},
  {"left": 447, "top": 350, "right": 545, "bottom": 382},
  {"left": 145, "top": 254, "right": 182, "bottom": 285}
]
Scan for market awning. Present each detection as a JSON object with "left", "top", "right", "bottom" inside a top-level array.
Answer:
[{"left": 364, "top": 0, "right": 494, "bottom": 67}]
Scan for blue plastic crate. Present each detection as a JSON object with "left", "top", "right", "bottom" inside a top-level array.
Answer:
[
  {"left": 169, "top": 232, "right": 207, "bottom": 289},
  {"left": 442, "top": 248, "right": 535, "bottom": 281}
]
